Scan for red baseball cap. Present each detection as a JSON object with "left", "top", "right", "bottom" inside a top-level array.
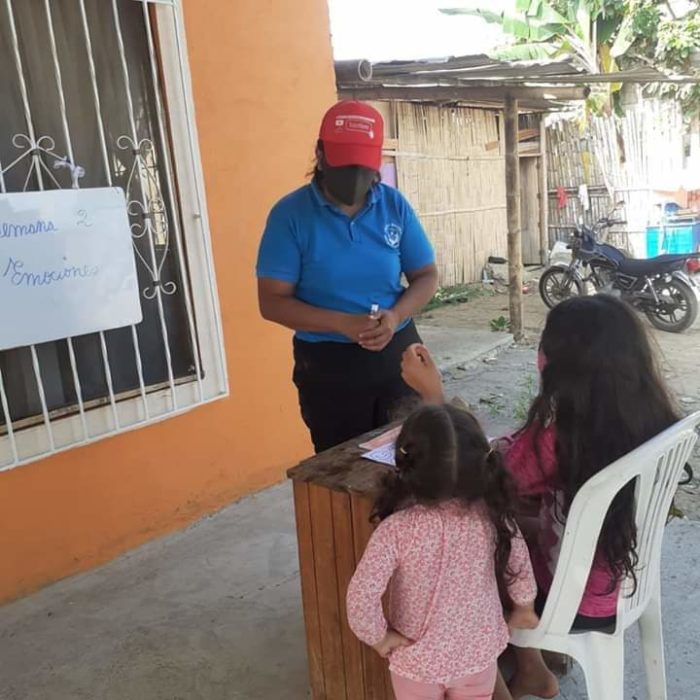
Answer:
[{"left": 319, "top": 100, "right": 384, "bottom": 171}]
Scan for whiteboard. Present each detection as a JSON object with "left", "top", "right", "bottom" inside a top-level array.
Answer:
[{"left": 0, "top": 187, "right": 143, "bottom": 351}]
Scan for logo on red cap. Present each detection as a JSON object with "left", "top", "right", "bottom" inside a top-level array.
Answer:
[
  {"left": 320, "top": 101, "right": 384, "bottom": 171},
  {"left": 333, "top": 115, "right": 376, "bottom": 140}
]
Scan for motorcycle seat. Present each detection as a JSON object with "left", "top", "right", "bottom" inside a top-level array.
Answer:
[{"left": 616, "top": 254, "right": 691, "bottom": 276}]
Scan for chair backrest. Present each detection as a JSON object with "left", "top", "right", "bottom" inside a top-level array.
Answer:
[{"left": 536, "top": 411, "right": 700, "bottom": 638}]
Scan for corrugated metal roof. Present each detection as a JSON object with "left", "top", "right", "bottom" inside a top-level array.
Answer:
[
  {"left": 335, "top": 54, "right": 700, "bottom": 111},
  {"left": 366, "top": 54, "right": 586, "bottom": 79}
]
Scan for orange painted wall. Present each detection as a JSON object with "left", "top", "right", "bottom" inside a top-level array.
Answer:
[{"left": 0, "top": 0, "right": 336, "bottom": 603}]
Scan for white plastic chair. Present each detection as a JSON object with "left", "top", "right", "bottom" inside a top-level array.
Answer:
[{"left": 510, "top": 411, "right": 700, "bottom": 700}]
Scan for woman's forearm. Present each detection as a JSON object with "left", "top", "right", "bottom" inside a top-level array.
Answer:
[
  {"left": 259, "top": 293, "right": 346, "bottom": 335},
  {"left": 393, "top": 266, "right": 439, "bottom": 323}
]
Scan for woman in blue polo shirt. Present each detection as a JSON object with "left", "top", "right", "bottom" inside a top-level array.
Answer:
[{"left": 256, "top": 101, "right": 438, "bottom": 453}]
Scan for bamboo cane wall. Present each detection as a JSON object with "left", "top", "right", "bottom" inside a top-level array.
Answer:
[{"left": 389, "top": 102, "right": 508, "bottom": 286}]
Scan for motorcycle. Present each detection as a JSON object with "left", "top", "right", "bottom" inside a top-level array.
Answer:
[{"left": 539, "top": 213, "right": 700, "bottom": 333}]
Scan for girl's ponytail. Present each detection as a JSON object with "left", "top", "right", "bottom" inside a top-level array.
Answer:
[
  {"left": 480, "top": 448, "right": 520, "bottom": 610},
  {"left": 372, "top": 470, "right": 410, "bottom": 523},
  {"left": 371, "top": 406, "right": 458, "bottom": 522}
]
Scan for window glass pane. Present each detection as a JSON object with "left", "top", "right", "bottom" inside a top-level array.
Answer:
[{"left": 0, "top": 0, "right": 197, "bottom": 426}]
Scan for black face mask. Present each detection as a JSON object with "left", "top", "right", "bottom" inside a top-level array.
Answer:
[{"left": 323, "top": 165, "right": 376, "bottom": 207}]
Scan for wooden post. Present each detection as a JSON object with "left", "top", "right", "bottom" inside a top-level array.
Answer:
[
  {"left": 538, "top": 115, "right": 549, "bottom": 265},
  {"left": 504, "top": 94, "right": 523, "bottom": 340}
]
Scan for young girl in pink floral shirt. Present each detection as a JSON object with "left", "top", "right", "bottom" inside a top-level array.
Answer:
[{"left": 347, "top": 404, "right": 539, "bottom": 700}]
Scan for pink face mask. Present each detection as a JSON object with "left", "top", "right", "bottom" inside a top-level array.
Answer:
[{"left": 537, "top": 348, "right": 547, "bottom": 373}]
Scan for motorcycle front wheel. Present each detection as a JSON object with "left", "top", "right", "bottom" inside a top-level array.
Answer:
[
  {"left": 539, "top": 267, "right": 585, "bottom": 309},
  {"left": 645, "top": 278, "right": 699, "bottom": 333}
]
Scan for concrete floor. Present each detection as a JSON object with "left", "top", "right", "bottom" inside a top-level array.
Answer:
[
  {"left": 1, "top": 481, "right": 699, "bottom": 700},
  {"left": 0, "top": 485, "right": 308, "bottom": 700}
]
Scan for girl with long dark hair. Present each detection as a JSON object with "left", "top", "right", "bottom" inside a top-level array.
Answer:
[
  {"left": 346, "top": 404, "right": 538, "bottom": 700},
  {"left": 401, "top": 295, "right": 680, "bottom": 698}
]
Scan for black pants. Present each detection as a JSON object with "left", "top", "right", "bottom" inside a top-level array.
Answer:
[{"left": 293, "top": 322, "right": 422, "bottom": 453}]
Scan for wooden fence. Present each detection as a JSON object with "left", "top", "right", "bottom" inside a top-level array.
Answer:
[{"left": 546, "top": 100, "right": 686, "bottom": 255}]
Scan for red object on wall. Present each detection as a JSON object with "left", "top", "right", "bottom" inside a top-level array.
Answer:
[{"left": 556, "top": 186, "right": 568, "bottom": 209}]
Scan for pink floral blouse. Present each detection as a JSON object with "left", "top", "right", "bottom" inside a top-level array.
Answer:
[{"left": 346, "top": 500, "right": 537, "bottom": 684}]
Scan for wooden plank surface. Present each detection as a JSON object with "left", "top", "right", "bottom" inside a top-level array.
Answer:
[
  {"left": 288, "top": 397, "right": 469, "bottom": 496},
  {"left": 309, "top": 484, "right": 348, "bottom": 699},
  {"left": 351, "top": 495, "right": 393, "bottom": 700},
  {"left": 332, "top": 491, "right": 366, "bottom": 700},
  {"left": 288, "top": 425, "right": 395, "bottom": 496},
  {"left": 293, "top": 481, "right": 325, "bottom": 699},
  {"left": 520, "top": 157, "right": 541, "bottom": 264}
]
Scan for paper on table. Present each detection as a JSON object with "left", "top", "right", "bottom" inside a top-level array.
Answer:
[
  {"left": 363, "top": 436, "right": 499, "bottom": 468},
  {"left": 361, "top": 422, "right": 500, "bottom": 469},
  {"left": 361, "top": 442, "right": 396, "bottom": 467},
  {"left": 360, "top": 425, "right": 401, "bottom": 467},
  {"left": 359, "top": 425, "right": 401, "bottom": 451}
]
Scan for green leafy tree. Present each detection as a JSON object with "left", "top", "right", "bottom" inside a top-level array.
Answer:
[
  {"left": 649, "top": 6, "right": 700, "bottom": 114},
  {"left": 441, "top": 1, "right": 700, "bottom": 115}
]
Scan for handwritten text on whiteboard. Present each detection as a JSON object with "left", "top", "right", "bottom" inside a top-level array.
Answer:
[{"left": 0, "top": 188, "right": 142, "bottom": 351}]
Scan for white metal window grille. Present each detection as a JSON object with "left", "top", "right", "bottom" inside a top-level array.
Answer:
[{"left": 0, "top": 0, "right": 228, "bottom": 471}]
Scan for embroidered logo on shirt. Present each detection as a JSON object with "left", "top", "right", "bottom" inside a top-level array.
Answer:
[{"left": 384, "top": 223, "right": 402, "bottom": 248}]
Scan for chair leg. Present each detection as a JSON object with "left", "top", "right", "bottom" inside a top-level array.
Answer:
[
  {"left": 639, "top": 592, "right": 668, "bottom": 700},
  {"left": 579, "top": 634, "right": 624, "bottom": 700}
]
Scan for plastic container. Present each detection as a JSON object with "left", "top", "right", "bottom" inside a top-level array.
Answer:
[{"left": 646, "top": 223, "right": 700, "bottom": 258}]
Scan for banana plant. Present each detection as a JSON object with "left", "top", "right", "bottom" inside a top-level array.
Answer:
[{"left": 441, "top": 0, "right": 629, "bottom": 112}]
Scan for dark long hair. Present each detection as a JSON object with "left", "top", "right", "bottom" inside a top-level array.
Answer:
[
  {"left": 372, "top": 404, "right": 521, "bottom": 605},
  {"left": 524, "top": 295, "right": 679, "bottom": 592},
  {"left": 309, "top": 140, "right": 382, "bottom": 185}
]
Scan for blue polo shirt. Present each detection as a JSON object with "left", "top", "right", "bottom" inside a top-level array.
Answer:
[{"left": 256, "top": 182, "right": 435, "bottom": 343}]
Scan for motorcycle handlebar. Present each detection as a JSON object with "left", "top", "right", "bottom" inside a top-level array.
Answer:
[{"left": 597, "top": 218, "right": 627, "bottom": 228}]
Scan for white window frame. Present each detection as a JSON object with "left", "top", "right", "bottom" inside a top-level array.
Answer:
[{"left": 0, "top": 0, "right": 228, "bottom": 471}]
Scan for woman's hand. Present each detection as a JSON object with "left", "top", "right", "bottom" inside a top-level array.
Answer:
[
  {"left": 508, "top": 604, "right": 540, "bottom": 632},
  {"left": 489, "top": 437, "right": 513, "bottom": 455},
  {"left": 401, "top": 344, "right": 445, "bottom": 403},
  {"left": 372, "top": 629, "right": 412, "bottom": 658},
  {"left": 358, "top": 309, "right": 399, "bottom": 352},
  {"left": 337, "top": 314, "right": 381, "bottom": 343}
]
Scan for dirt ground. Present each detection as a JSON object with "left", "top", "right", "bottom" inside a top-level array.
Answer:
[{"left": 419, "top": 277, "right": 700, "bottom": 520}]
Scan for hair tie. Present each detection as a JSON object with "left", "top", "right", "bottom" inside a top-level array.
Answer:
[{"left": 399, "top": 446, "right": 408, "bottom": 455}]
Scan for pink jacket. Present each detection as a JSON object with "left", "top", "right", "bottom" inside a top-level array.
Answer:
[{"left": 346, "top": 500, "right": 536, "bottom": 684}]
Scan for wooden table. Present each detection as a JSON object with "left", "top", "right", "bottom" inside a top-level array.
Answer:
[{"left": 288, "top": 428, "right": 396, "bottom": 700}]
